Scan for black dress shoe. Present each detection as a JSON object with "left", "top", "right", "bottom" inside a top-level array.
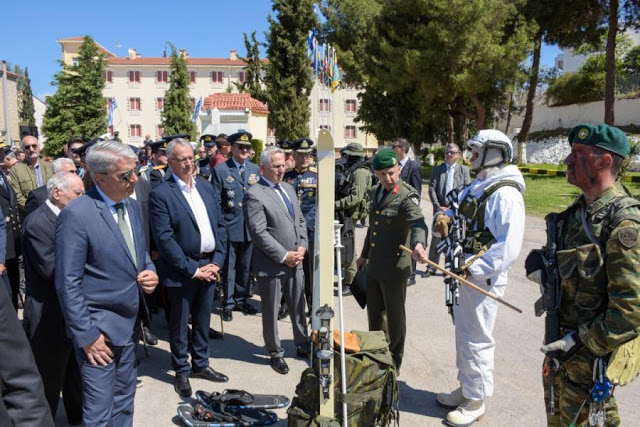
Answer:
[
  {"left": 221, "top": 309, "right": 233, "bottom": 322},
  {"left": 277, "top": 306, "right": 288, "bottom": 320},
  {"left": 233, "top": 302, "right": 258, "bottom": 315},
  {"left": 174, "top": 373, "right": 192, "bottom": 397},
  {"left": 142, "top": 326, "right": 158, "bottom": 346},
  {"left": 209, "top": 328, "right": 223, "bottom": 340},
  {"left": 191, "top": 366, "right": 229, "bottom": 383},
  {"left": 270, "top": 357, "right": 289, "bottom": 375},
  {"left": 407, "top": 275, "right": 417, "bottom": 286},
  {"left": 341, "top": 284, "right": 352, "bottom": 296},
  {"left": 296, "top": 345, "right": 311, "bottom": 359}
]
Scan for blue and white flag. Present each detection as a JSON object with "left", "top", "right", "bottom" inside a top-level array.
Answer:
[
  {"left": 191, "top": 97, "right": 202, "bottom": 123},
  {"left": 107, "top": 96, "right": 118, "bottom": 126}
]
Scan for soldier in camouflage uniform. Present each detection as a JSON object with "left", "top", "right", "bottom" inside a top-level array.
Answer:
[
  {"left": 537, "top": 123, "right": 640, "bottom": 426},
  {"left": 356, "top": 148, "right": 428, "bottom": 372}
]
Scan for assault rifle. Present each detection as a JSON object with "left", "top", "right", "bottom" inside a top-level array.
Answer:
[
  {"left": 437, "top": 188, "right": 466, "bottom": 323},
  {"left": 534, "top": 213, "right": 562, "bottom": 414}
]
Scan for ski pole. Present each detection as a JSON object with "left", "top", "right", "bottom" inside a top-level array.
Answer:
[{"left": 334, "top": 220, "right": 348, "bottom": 427}]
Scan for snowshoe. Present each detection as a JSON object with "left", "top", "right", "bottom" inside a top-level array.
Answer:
[{"left": 195, "top": 389, "right": 290, "bottom": 410}]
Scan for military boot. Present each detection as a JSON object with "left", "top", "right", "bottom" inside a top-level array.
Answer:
[
  {"left": 446, "top": 399, "right": 485, "bottom": 426},
  {"left": 436, "top": 387, "right": 465, "bottom": 409}
]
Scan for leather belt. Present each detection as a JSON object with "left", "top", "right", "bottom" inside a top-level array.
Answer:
[{"left": 198, "top": 252, "right": 213, "bottom": 260}]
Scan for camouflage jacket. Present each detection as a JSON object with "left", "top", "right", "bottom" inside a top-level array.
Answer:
[{"left": 557, "top": 182, "right": 640, "bottom": 364}]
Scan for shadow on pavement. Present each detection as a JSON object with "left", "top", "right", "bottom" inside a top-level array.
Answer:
[{"left": 398, "top": 381, "right": 448, "bottom": 419}]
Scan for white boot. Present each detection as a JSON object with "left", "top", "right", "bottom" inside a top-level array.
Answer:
[
  {"left": 436, "top": 387, "right": 465, "bottom": 409},
  {"left": 446, "top": 399, "right": 485, "bottom": 426}
]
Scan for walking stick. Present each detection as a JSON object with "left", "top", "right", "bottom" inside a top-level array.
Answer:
[{"left": 399, "top": 245, "right": 522, "bottom": 313}]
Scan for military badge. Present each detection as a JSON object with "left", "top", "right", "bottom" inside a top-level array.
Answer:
[
  {"left": 248, "top": 174, "right": 258, "bottom": 185},
  {"left": 226, "top": 190, "right": 235, "bottom": 199},
  {"left": 578, "top": 128, "right": 589, "bottom": 140},
  {"left": 392, "top": 185, "right": 400, "bottom": 194},
  {"left": 308, "top": 191, "right": 314, "bottom": 198},
  {"left": 410, "top": 195, "right": 420, "bottom": 206},
  {"left": 226, "top": 176, "right": 234, "bottom": 183},
  {"left": 618, "top": 227, "right": 639, "bottom": 248},
  {"left": 227, "top": 201, "right": 234, "bottom": 209}
]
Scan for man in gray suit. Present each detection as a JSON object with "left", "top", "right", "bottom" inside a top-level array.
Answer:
[
  {"left": 243, "top": 146, "right": 309, "bottom": 375},
  {"left": 427, "top": 143, "right": 471, "bottom": 276}
]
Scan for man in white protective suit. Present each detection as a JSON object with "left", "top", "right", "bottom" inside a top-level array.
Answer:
[{"left": 433, "top": 129, "right": 525, "bottom": 426}]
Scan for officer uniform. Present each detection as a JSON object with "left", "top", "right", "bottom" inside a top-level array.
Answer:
[
  {"left": 540, "top": 124, "right": 640, "bottom": 426},
  {"left": 211, "top": 131, "right": 260, "bottom": 319},
  {"left": 149, "top": 141, "right": 170, "bottom": 189},
  {"left": 197, "top": 134, "right": 215, "bottom": 180},
  {"left": 360, "top": 149, "right": 427, "bottom": 370},
  {"left": 284, "top": 138, "right": 317, "bottom": 309},
  {"left": 0, "top": 144, "right": 21, "bottom": 308}
]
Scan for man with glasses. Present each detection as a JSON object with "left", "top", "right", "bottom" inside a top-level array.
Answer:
[
  {"left": 150, "top": 138, "right": 229, "bottom": 397},
  {"left": 55, "top": 141, "right": 158, "bottom": 425},
  {"left": 9, "top": 135, "right": 53, "bottom": 212},
  {"left": 211, "top": 131, "right": 260, "bottom": 322},
  {"left": 427, "top": 143, "right": 470, "bottom": 277},
  {"left": 66, "top": 136, "right": 86, "bottom": 177}
]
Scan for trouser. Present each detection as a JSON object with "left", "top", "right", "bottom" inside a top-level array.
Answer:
[
  {"left": 167, "top": 277, "right": 215, "bottom": 374},
  {"left": 257, "top": 268, "right": 308, "bottom": 358},
  {"left": 543, "top": 366, "right": 620, "bottom": 426},
  {"left": 452, "top": 280, "right": 505, "bottom": 400},
  {"left": 74, "top": 340, "right": 136, "bottom": 427},
  {"left": 222, "top": 241, "right": 253, "bottom": 309},
  {"left": 366, "top": 275, "right": 408, "bottom": 370},
  {"left": 428, "top": 234, "right": 442, "bottom": 267},
  {"left": 6, "top": 257, "right": 20, "bottom": 310}
]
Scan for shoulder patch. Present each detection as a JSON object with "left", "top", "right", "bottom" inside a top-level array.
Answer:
[
  {"left": 309, "top": 166, "right": 317, "bottom": 173},
  {"left": 618, "top": 226, "right": 639, "bottom": 249},
  {"left": 409, "top": 194, "right": 421, "bottom": 206}
]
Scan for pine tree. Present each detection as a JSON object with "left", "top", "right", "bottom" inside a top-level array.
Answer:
[
  {"left": 42, "top": 36, "right": 107, "bottom": 156},
  {"left": 264, "top": 0, "right": 317, "bottom": 140},
  {"left": 18, "top": 68, "right": 36, "bottom": 127},
  {"left": 235, "top": 31, "right": 266, "bottom": 101},
  {"left": 161, "top": 44, "right": 198, "bottom": 138}
]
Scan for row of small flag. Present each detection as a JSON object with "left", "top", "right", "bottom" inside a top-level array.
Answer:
[
  {"left": 307, "top": 28, "right": 340, "bottom": 92},
  {"left": 106, "top": 96, "right": 203, "bottom": 127}
]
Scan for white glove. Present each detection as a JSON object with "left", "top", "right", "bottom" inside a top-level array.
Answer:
[{"left": 540, "top": 332, "right": 576, "bottom": 354}]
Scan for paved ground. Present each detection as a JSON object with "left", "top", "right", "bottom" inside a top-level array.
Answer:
[{"left": 53, "top": 196, "right": 640, "bottom": 426}]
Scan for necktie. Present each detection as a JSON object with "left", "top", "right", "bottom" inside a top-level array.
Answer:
[
  {"left": 115, "top": 203, "right": 137, "bottom": 267},
  {"left": 274, "top": 184, "right": 294, "bottom": 218},
  {"left": 445, "top": 164, "right": 455, "bottom": 195},
  {"left": 377, "top": 188, "right": 388, "bottom": 204},
  {"left": 239, "top": 164, "right": 245, "bottom": 180}
]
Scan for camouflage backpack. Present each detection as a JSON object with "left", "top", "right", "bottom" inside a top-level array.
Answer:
[{"left": 287, "top": 330, "right": 399, "bottom": 427}]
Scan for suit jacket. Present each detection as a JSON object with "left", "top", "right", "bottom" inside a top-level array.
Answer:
[
  {"left": 149, "top": 175, "right": 228, "bottom": 288},
  {"left": 212, "top": 158, "right": 261, "bottom": 242},
  {"left": 428, "top": 162, "right": 471, "bottom": 210},
  {"left": 9, "top": 159, "right": 53, "bottom": 210},
  {"left": 54, "top": 186, "right": 155, "bottom": 348},
  {"left": 0, "top": 171, "right": 21, "bottom": 259},
  {"left": 400, "top": 158, "right": 423, "bottom": 195},
  {"left": 0, "top": 281, "right": 54, "bottom": 426},
  {"left": 244, "top": 178, "right": 308, "bottom": 278},
  {"left": 24, "top": 185, "right": 47, "bottom": 218},
  {"left": 134, "top": 178, "right": 152, "bottom": 252}
]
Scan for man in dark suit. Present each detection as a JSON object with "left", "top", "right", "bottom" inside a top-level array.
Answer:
[
  {"left": 55, "top": 141, "right": 158, "bottom": 426},
  {"left": 150, "top": 138, "right": 229, "bottom": 397},
  {"left": 0, "top": 145, "right": 21, "bottom": 309},
  {"left": 392, "top": 137, "right": 423, "bottom": 195},
  {"left": 23, "top": 171, "right": 85, "bottom": 424},
  {"left": 244, "top": 146, "right": 309, "bottom": 375},
  {"left": 25, "top": 157, "right": 77, "bottom": 218},
  {"left": 427, "top": 143, "right": 471, "bottom": 276},
  {"left": 211, "top": 131, "right": 261, "bottom": 321}
]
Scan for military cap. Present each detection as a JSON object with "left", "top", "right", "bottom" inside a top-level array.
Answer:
[
  {"left": 162, "top": 134, "right": 191, "bottom": 143},
  {"left": 0, "top": 142, "right": 11, "bottom": 155},
  {"left": 200, "top": 134, "right": 216, "bottom": 147},
  {"left": 292, "top": 138, "right": 314, "bottom": 153},
  {"left": 342, "top": 142, "right": 365, "bottom": 157},
  {"left": 227, "top": 131, "right": 253, "bottom": 146},
  {"left": 149, "top": 140, "right": 168, "bottom": 153},
  {"left": 277, "top": 140, "right": 294, "bottom": 153},
  {"left": 128, "top": 144, "right": 140, "bottom": 154},
  {"left": 568, "top": 123, "right": 630, "bottom": 158},
  {"left": 72, "top": 138, "right": 103, "bottom": 155},
  {"left": 372, "top": 147, "right": 398, "bottom": 171}
]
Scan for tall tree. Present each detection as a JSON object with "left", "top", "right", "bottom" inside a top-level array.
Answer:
[
  {"left": 18, "top": 67, "right": 36, "bottom": 127},
  {"left": 41, "top": 36, "right": 107, "bottom": 156},
  {"left": 161, "top": 44, "right": 198, "bottom": 138},
  {"left": 264, "top": 0, "right": 317, "bottom": 140},
  {"left": 235, "top": 31, "right": 266, "bottom": 101}
]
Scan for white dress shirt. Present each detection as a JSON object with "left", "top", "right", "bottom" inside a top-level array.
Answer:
[{"left": 174, "top": 175, "right": 216, "bottom": 253}]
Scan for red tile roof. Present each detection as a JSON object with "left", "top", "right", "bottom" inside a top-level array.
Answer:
[{"left": 203, "top": 93, "right": 269, "bottom": 114}]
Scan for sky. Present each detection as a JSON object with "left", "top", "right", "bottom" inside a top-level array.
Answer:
[{"left": 1, "top": 0, "right": 561, "bottom": 100}]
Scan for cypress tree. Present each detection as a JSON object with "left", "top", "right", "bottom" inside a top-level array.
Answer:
[
  {"left": 264, "top": 0, "right": 317, "bottom": 140},
  {"left": 235, "top": 31, "right": 266, "bottom": 101},
  {"left": 161, "top": 44, "right": 198, "bottom": 138},
  {"left": 42, "top": 36, "right": 107, "bottom": 156},
  {"left": 18, "top": 68, "right": 36, "bottom": 127}
]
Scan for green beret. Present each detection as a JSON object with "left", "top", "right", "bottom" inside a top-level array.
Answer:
[
  {"left": 372, "top": 148, "right": 398, "bottom": 171},
  {"left": 568, "top": 123, "right": 630, "bottom": 158}
]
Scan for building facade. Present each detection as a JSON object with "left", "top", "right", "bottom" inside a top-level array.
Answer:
[
  {"left": 0, "top": 65, "right": 20, "bottom": 145},
  {"left": 57, "top": 37, "right": 377, "bottom": 151}
]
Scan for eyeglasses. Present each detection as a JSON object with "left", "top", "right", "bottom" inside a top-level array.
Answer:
[
  {"left": 23, "top": 144, "right": 38, "bottom": 150},
  {"left": 119, "top": 166, "right": 140, "bottom": 182},
  {"left": 171, "top": 156, "right": 195, "bottom": 165},
  {"left": 235, "top": 146, "right": 250, "bottom": 151},
  {"left": 445, "top": 151, "right": 460, "bottom": 155}
]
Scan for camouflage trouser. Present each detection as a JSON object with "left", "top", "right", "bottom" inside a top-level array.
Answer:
[{"left": 542, "top": 361, "right": 620, "bottom": 426}]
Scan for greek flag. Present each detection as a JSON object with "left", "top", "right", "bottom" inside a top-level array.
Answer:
[
  {"left": 107, "top": 96, "right": 118, "bottom": 126},
  {"left": 191, "top": 97, "right": 202, "bottom": 123}
]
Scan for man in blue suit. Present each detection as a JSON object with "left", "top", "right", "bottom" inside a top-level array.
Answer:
[
  {"left": 55, "top": 141, "right": 158, "bottom": 426},
  {"left": 150, "top": 138, "right": 229, "bottom": 397},
  {"left": 211, "top": 131, "right": 261, "bottom": 321}
]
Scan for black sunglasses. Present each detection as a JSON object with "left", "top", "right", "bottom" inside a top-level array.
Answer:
[{"left": 119, "top": 166, "right": 140, "bottom": 182}]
